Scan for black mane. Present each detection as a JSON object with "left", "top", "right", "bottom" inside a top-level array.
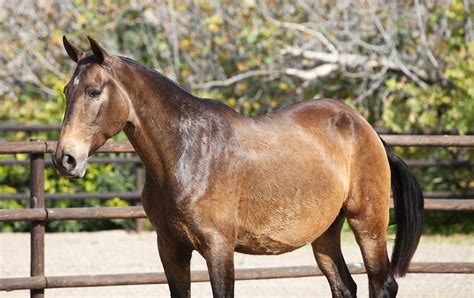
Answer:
[
  {"left": 118, "top": 56, "right": 193, "bottom": 96},
  {"left": 118, "top": 55, "right": 234, "bottom": 114}
]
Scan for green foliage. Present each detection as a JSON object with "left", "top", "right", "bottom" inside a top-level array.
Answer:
[
  {"left": 423, "top": 212, "right": 474, "bottom": 234},
  {"left": 383, "top": 42, "right": 474, "bottom": 134}
]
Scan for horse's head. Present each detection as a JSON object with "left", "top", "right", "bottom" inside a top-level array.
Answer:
[{"left": 53, "top": 36, "right": 131, "bottom": 178}]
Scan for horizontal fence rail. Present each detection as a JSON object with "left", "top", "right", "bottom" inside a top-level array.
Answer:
[
  {"left": 0, "top": 192, "right": 142, "bottom": 201},
  {"left": 0, "top": 136, "right": 473, "bottom": 296},
  {"left": 1, "top": 158, "right": 472, "bottom": 168},
  {"left": 0, "top": 206, "right": 146, "bottom": 222},
  {"left": 1, "top": 135, "right": 474, "bottom": 155},
  {"left": 380, "top": 135, "right": 474, "bottom": 147},
  {"left": 2, "top": 124, "right": 474, "bottom": 135},
  {"left": 0, "top": 198, "right": 473, "bottom": 223},
  {"left": 1, "top": 262, "right": 473, "bottom": 291},
  {"left": 1, "top": 190, "right": 472, "bottom": 200},
  {"left": 0, "top": 124, "right": 61, "bottom": 132},
  {"left": 0, "top": 156, "right": 142, "bottom": 166},
  {"left": 1, "top": 198, "right": 473, "bottom": 219}
]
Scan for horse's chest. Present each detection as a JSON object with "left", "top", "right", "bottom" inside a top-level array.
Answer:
[
  {"left": 141, "top": 193, "right": 200, "bottom": 249},
  {"left": 164, "top": 214, "right": 200, "bottom": 249}
]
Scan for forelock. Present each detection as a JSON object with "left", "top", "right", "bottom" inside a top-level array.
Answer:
[{"left": 78, "top": 54, "right": 114, "bottom": 71}]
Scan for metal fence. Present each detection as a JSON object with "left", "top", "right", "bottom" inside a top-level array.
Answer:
[{"left": 0, "top": 136, "right": 473, "bottom": 297}]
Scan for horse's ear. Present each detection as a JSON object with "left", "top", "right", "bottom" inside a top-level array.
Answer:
[
  {"left": 63, "top": 35, "right": 85, "bottom": 63},
  {"left": 87, "top": 36, "right": 109, "bottom": 64}
]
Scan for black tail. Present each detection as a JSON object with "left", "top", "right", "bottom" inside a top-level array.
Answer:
[{"left": 381, "top": 138, "right": 424, "bottom": 277}]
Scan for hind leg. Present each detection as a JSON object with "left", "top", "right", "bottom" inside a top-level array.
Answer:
[
  {"left": 312, "top": 212, "right": 357, "bottom": 298},
  {"left": 345, "top": 191, "right": 398, "bottom": 297}
]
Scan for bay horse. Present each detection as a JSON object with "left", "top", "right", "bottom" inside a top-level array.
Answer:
[{"left": 53, "top": 36, "right": 424, "bottom": 298}]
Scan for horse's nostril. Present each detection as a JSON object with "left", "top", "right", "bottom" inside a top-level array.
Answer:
[{"left": 62, "top": 154, "right": 77, "bottom": 171}]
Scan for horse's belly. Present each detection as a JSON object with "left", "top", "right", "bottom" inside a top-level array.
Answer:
[
  {"left": 235, "top": 200, "right": 341, "bottom": 255},
  {"left": 234, "top": 223, "right": 324, "bottom": 255},
  {"left": 234, "top": 165, "right": 346, "bottom": 254},
  {"left": 235, "top": 233, "right": 304, "bottom": 255}
]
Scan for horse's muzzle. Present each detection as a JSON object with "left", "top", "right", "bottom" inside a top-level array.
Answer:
[{"left": 53, "top": 146, "right": 88, "bottom": 179}]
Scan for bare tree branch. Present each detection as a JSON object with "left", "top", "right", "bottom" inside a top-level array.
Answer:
[
  {"left": 463, "top": 0, "right": 473, "bottom": 43},
  {"left": 414, "top": 0, "right": 440, "bottom": 68},
  {"left": 191, "top": 70, "right": 278, "bottom": 89},
  {"left": 30, "top": 50, "right": 65, "bottom": 78},
  {"left": 258, "top": 1, "right": 339, "bottom": 54},
  {"left": 282, "top": 46, "right": 431, "bottom": 85},
  {"left": 24, "top": 72, "right": 56, "bottom": 96},
  {"left": 285, "top": 64, "right": 339, "bottom": 80},
  {"left": 168, "top": 0, "right": 180, "bottom": 81}
]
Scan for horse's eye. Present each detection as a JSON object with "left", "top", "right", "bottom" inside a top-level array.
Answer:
[{"left": 86, "top": 87, "right": 102, "bottom": 99}]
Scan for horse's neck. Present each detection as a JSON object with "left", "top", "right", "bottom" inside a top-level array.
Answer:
[{"left": 118, "top": 62, "right": 209, "bottom": 188}]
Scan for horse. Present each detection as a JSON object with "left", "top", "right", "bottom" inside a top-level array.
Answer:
[{"left": 53, "top": 36, "right": 424, "bottom": 298}]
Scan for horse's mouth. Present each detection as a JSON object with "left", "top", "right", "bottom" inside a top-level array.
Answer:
[
  {"left": 55, "top": 168, "right": 87, "bottom": 179},
  {"left": 52, "top": 155, "right": 88, "bottom": 179},
  {"left": 62, "top": 168, "right": 86, "bottom": 179}
]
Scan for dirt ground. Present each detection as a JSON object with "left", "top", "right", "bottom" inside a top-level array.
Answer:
[{"left": 1, "top": 231, "right": 472, "bottom": 297}]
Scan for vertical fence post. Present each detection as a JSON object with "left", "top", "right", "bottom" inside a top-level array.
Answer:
[
  {"left": 30, "top": 152, "right": 45, "bottom": 298},
  {"left": 134, "top": 166, "right": 144, "bottom": 233}
]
